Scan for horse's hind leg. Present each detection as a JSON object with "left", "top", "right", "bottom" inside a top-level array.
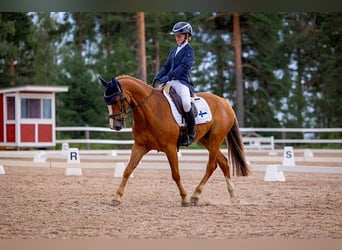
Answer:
[
  {"left": 192, "top": 135, "right": 236, "bottom": 204},
  {"left": 111, "top": 144, "right": 148, "bottom": 206},
  {"left": 216, "top": 152, "right": 235, "bottom": 198},
  {"left": 190, "top": 141, "right": 219, "bottom": 205},
  {"left": 190, "top": 150, "right": 235, "bottom": 204},
  {"left": 190, "top": 153, "right": 218, "bottom": 205}
]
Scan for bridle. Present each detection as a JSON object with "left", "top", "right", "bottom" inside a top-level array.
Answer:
[
  {"left": 106, "top": 88, "right": 154, "bottom": 123},
  {"left": 107, "top": 93, "right": 127, "bottom": 123}
]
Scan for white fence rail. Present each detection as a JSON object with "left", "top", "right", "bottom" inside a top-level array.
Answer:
[
  {"left": 55, "top": 126, "right": 342, "bottom": 149},
  {"left": 240, "top": 128, "right": 342, "bottom": 147},
  {"left": 56, "top": 127, "right": 134, "bottom": 145}
]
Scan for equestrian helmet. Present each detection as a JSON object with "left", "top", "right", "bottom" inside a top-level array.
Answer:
[{"left": 170, "top": 22, "right": 193, "bottom": 36}]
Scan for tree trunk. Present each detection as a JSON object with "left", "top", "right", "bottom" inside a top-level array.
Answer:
[
  {"left": 154, "top": 38, "right": 160, "bottom": 75},
  {"left": 216, "top": 40, "right": 225, "bottom": 96},
  {"left": 232, "top": 12, "right": 244, "bottom": 127},
  {"left": 9, "top": 59, "right": 15, "bottom": 86},
  {"left": 295, "top": 48, "right": 305, "bottom": 127},
  {"left": 136, "top": 12, "right": 147, "bottom": 82},
  {"left": 77, "top": 13, "right": 83, "bottom": 53},
  {"left": 153, "top": 15, "right": 161, "bottom": 78}
]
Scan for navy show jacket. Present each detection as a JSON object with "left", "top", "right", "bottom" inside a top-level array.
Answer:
[{"left": 155, "top": 43, "right": 195, "bottom": 92}]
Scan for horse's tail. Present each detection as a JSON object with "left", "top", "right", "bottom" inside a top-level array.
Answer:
[{"left": 226, "top": 118, "right": 251, "bottom": 176}]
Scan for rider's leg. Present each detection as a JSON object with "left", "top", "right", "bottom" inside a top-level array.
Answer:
[{"left": 169, "top": 80, "right": 196, "bottom": 145}]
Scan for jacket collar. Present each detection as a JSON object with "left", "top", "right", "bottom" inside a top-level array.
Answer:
[{"left": 175, "top": 43, "right": 189, "bottom": 56}]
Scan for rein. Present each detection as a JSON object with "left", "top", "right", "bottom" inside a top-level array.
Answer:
[
  {"left": 127, "top": 89, "right": 154, "bottom": 113},
  {"left": 108, "top": 89, "right": 154, "bottom": 120}
]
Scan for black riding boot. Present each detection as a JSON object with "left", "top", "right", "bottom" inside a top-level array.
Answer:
[{"left": 182, "top": 109, "right": 196, "bottom": 146}]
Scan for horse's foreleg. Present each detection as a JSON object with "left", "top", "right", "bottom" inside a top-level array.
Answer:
[
  {"left": 111, "top": 144, "right": 147, "bottom": 206},
  {"left": 166, "top": 150, "right": 189, "bottom": 206}
]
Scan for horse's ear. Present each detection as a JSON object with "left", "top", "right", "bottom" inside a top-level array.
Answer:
[
  {"left": 111, "top": 77, "right": 116, "bottom": 85},
  {"left": 111, "top": 77, "right": 122, "bottom": 92},
  {"left": 98, "top": 76, "right": 108, "bottom": 87}
]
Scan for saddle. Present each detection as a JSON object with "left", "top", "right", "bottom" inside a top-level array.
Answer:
[
  {"left": 167, "top": 84, "right": 198, "bottom": 117},
  {"left": 162, "top": 83, "right": 212, "bottom": 148}
]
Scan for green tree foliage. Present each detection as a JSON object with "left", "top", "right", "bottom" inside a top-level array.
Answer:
[
  {"left": 30, "top": 12, "right": 67, "bottom": 86},
  {"left": 56, "top": 44, "right": 104, "bottom": 127},
  {"left": 240, "top": 13, "right": 286, "bottom": 127},
  {"left": 313, "top": 13, "right": 342, "bottom": 130},
  {"left": 0, "top": 12, "right": 340, "bottom": 137},
  {"left": 189, "top": 12, "right": 235, "bottom": 97},
  {"left": 95, "top": 13, "right": 138, "bottom": 78},
  {"left": 0, "top": 13, "right": 16, "bottom": 85},
  {"left": 184, "top": 13, "right": 286, "bottom": 127},
  {"left": 0, "top": 12, "right": 34, "bottom": 86},
  {"left": 280, "top": 12, "right": 342, "bottom": 132}
]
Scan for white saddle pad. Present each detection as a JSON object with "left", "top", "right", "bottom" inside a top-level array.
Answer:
[{"left": 162, "top": 84, "right": 212, "bottom": 127}]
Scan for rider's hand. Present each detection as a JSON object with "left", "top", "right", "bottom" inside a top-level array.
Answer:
[
  {"left": 151, "top": 78, "right": 161, "bottom": 87},
  {"left": 159, "top": 75, "right": 170, "bottom": 84}
]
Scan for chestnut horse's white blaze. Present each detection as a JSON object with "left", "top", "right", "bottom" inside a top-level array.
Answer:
[
  {"left": 107, "top": 105, "right": 114, "bottom": 129},
  {"left": 100, "top": 75, "right": 250, "bottom": 206}
]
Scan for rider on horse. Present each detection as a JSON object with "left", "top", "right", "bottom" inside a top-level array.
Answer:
[{"left": 152, "top": 21, "right": 196, "bottom": 146}]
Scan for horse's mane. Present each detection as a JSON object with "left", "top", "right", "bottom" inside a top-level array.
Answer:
[{"left": 116, "top": 75, "right": 148, "bottom": 85}]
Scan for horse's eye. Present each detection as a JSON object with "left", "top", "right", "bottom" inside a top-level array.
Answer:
[{"left": 111, "top": 95, "right": 120, "bottom": 104}]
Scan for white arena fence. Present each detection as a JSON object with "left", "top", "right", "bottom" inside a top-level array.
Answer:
[
  {"left": 1, "top": 127, "right": 341, "bottom": 174},
  {"left": 55, "top": 126, "right": 342, "bottom": 150}
]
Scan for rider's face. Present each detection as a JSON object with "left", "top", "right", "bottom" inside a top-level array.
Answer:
[{"left": 175, "top": 34, "right": 186, "bottom": 46}]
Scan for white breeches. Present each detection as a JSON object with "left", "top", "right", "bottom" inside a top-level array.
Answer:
[{"left": 169, "top": 80, "right": 191, "bottom": 112}]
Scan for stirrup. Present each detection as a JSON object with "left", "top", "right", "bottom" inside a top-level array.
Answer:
[
  {"left": 180, "top": 132, "right": 196, "bottom": 146},
  {"left": 181, "top": 135, "right": 192, "bottom": 147},
  {"left": 188, "top": 130, "right": 196, "bottom": 141},
  {"left": 179, "top": 129, "right": 191, "bottom": 146},
  {"left": 187, "top": 127, "right": 196, "bottom": 143}
]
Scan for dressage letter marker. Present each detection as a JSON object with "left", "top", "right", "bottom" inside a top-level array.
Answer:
[
  {"left": 264, "top": 165, "right": 286, "bottom": 182},
  {"left": 62, "top": 142, "right": 69, "bottom": 155},
  {"left": 33, "top": 151, "right": 46, "bottom": 163},
  {"left": 114, "top": 162, "right": 133, "bottom": 178},
  {"left": 304, "top": 149, "right": 314, "bottom": 158},
  {"left": 0, "top": 165, "right": 5, "bottom": 175},
  {"left": 282, "top": 146, "right": 295, "bottom": 166},
  {"left": 65, "top": 148, "right": 82, "bottom": 176},
  {"left": 67, "top": 148, "right": 80, "bottom": 163}
]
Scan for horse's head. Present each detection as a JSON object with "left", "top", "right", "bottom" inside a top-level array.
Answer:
[{"left": 99, "top": 76, "right": 127, "bottom": 131}]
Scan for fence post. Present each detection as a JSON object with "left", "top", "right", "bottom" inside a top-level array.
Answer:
[{"left": 85, "top": 124, "right": 90, "bottom": 150}]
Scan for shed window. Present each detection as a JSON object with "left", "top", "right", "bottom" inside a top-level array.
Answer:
[
  {"left": 6, "top": 96, "right": 15, "bottom": 120},
  {"left": 21, "top": 98, "right": 52, "bottom": 119},
  {"left": 21, "top": 98, "right": 40, "bottom": 118},
  {"left": 43, "top": 99, "right": 52, "bottom": 118}
]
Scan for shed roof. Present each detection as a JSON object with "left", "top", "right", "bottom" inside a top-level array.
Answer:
[{"left": 0, "top": 85, "right": 68, "bottom": 94}]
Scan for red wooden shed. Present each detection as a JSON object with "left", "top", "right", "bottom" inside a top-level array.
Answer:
[{"left": 0, "top": 85, "right": 68, "bottom": 148}]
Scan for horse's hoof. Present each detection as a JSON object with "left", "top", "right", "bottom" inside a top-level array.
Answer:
[
  {"left": 181, "top": 201, "right": 191, "bottom": 207},
  {"left": 110, "top": 199, "right": 121, "bottom": 206},
  {"left": 231, "top": 196, "right": 240, "bottom": 205},
  {"left": 190, "top": 196, "right": 199, "bottom": 206},
  {"left": 228, "top": 190, "right": 235, "bottom": 198}
]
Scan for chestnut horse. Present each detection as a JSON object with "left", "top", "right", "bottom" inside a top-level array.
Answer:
[{"left": 100, "top": 75, "right": 250, "bottom": 206}]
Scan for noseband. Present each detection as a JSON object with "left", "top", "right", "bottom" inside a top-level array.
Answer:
[{"left": 105, "top": 92, "right": 127, "bottom": 122}]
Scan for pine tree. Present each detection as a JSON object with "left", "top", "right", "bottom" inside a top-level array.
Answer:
[
  {"left": 31, "top": 12, "right": 67, "bottom": 86},
  {"left": 0, "top": 12, "right": 34, "bottom": 86},
  {"left": 313, "top": 13, "right": 342, "bottom": 130}
]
